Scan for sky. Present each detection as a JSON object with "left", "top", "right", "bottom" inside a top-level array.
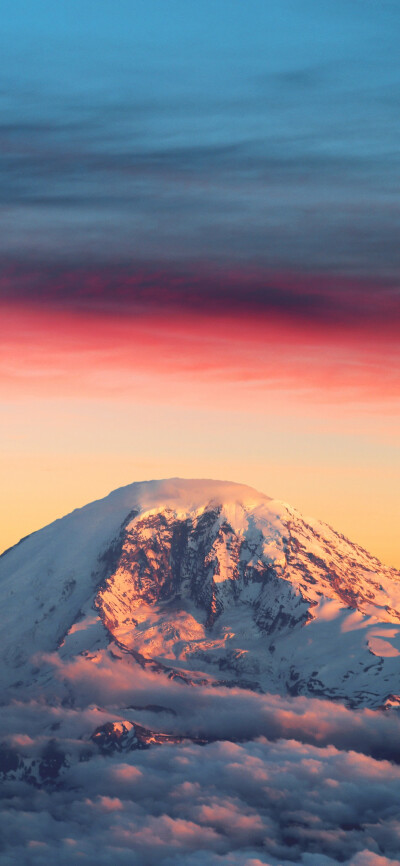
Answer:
[{"left": 1, "top": 0, "right": 399, "bottom": 566}]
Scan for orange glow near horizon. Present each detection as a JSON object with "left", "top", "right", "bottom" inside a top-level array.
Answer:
[{"left": 1, "top": 292, "right": 399, "bottom": 568}]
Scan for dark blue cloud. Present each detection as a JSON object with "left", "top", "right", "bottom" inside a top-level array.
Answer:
[{"left": 1, "top": 261, "right": 399, "bottom": 333}]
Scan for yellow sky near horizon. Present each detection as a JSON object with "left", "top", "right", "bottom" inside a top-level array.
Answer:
[{"left": 1, "top": 392, "right": 399, "bottom": 569}]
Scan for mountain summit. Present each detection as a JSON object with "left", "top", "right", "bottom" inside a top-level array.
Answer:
[{"left": 1, "top": 478, "right": 400, "bottom": 708}]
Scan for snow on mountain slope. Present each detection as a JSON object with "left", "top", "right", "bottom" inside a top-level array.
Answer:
[{"left": 1, "top": 478, "right": 399, "bottom": 708}]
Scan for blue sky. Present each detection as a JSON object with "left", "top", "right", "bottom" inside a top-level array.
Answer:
[{"left": 1, "top": 0, "right": 399, "bottom": 276}]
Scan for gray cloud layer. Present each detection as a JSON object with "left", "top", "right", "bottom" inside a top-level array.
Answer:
[
  {"left": 1, "top": 733, "right": 400, "bottom": 865},
  {"left": 1, "top": 72, "right": 399, "bottom": 278},
  {"left": 2, "top": 655, "right": 400, "bottom": 865}
]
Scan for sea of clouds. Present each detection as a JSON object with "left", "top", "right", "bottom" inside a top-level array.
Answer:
[{"left": 1, "top": 651, "right": 400, "bottom": 865}]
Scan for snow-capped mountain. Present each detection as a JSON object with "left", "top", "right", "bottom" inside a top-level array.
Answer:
[{"left": 1, "top": 478, "right": 399, "bottom": 710}]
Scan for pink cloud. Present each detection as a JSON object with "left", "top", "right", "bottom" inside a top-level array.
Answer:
[{"left": 1, "top": 296, "right": 398, "bottom": 411}]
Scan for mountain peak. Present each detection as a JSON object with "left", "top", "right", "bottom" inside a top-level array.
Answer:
[{"left": 1, "top": 477, "right": 399, "bottom": 709}]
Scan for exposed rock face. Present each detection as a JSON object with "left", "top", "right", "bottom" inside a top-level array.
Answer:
[
  {"left": 91, "top": 721, "right": 207, "bottom": 753},
  {"left": 95, "top": 505, "right": 308, "bottom": 667}
]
